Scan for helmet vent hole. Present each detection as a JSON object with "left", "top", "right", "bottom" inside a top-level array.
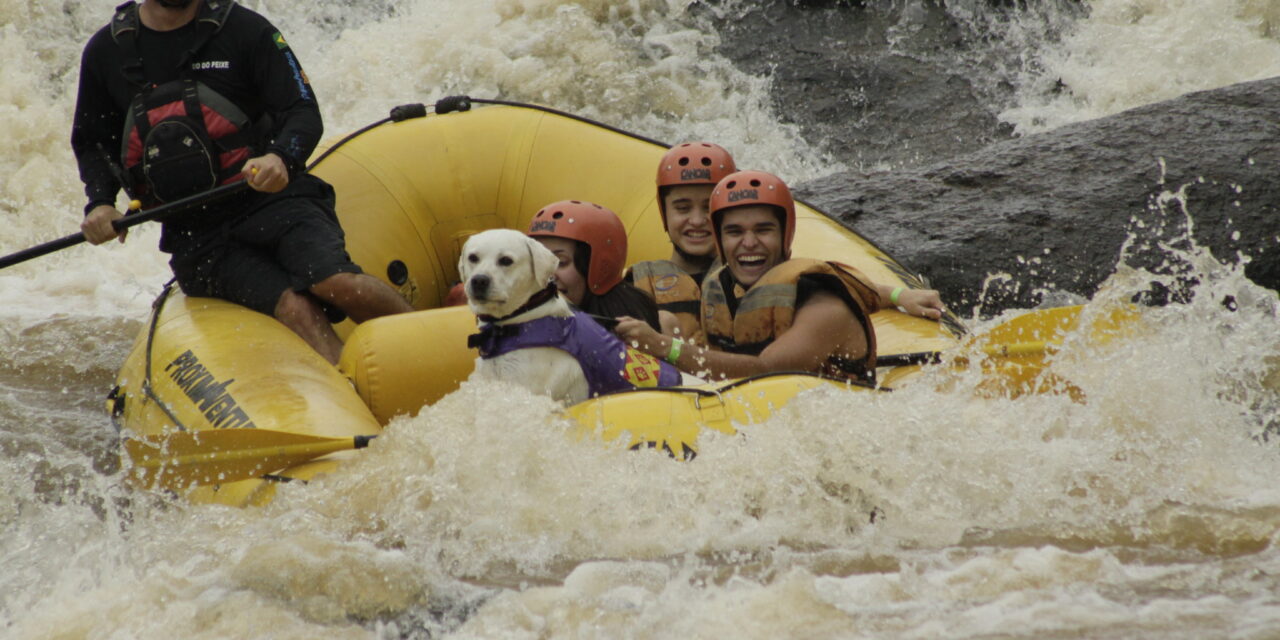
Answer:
[
  {"left": 552, "top": 211, "right": 564, "bottom": 219},
  {"left": 726, "top": 180, "right": 737, "bottom": 189},
  {"left": 700, "top": 157, "right": 712, "bottom": 166},
  {"left": 678, "top": 157, "right": 689, "bottom": 166},
  {"left": 750, "top": 179, "right": 762, "bottom": 187}
]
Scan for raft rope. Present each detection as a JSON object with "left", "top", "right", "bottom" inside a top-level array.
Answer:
[
  {"left": 139, "top": 283, "right": 191, "bottom": 433},
  {"left": 588, "top": 369, "right": 883, "bottom": 401},
  {"left": 301, "top": 94, "right": 674, "bottom": 171}
]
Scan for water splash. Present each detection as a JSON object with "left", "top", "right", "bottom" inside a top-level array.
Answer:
[
  {"left": 1002, "top": 0, "right": 1280, "bottom": 133},
  {"left": 6, "top": 2, "right": 1280, "bottom": 638}
]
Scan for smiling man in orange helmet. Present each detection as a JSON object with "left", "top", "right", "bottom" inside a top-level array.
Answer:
[
  {"left": 627, "top": 142, "right": 737, "bottom": 344},
  {"left": 616, "top": 170, "right": 944, "bottom": 384}
]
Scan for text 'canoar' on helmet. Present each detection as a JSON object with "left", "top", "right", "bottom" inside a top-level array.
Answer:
[
  {"left": 527, "top": 200, "right": 628, "bottom": 295},
  {"left": 709, "top": 170, "right": 797, "bottom": 259},
  {"left": 656, "top": 142, "right": 737, "bottom": 228}
]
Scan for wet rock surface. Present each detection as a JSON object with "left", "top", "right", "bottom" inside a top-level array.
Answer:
[
  {"left": 797, "top": 77, "right": 1280, "bottom": 313},
  {"left": 703, "top": 0, "right": 1061, "bottom": 170},
  {"left": 707, "top": 1, "right": 1277, "bottom": 314}
]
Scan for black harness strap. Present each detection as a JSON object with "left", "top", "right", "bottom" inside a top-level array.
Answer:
[
  {"left": 718, "top": 267, "right": 742, "bottom": 318},
  {"left": 658, "top": 299, "right": 701, "bottom": 315},
  {"left": 110, "top": 0, "right": 236, "bottom": 88},
  {"left": 110, "top": 2, "right": 144, "bottom": 86}
]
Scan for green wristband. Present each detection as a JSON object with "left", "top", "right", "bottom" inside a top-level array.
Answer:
[
  {"left": 890, "top": 286, "right": 905, "bottom": 306},
  {"left": 666, "top": 337, "right": 684, "bottom": 365}
]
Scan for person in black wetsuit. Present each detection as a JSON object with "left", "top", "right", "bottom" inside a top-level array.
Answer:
[{"left": 72, "top": 0, "right": 412, "bottom": 364}]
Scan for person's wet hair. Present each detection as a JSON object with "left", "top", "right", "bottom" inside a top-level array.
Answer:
[{"left": 573, "top": 241, "right": 661, "bottom": 331}]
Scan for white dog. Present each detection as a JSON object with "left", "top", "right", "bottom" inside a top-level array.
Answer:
[{"left": 459, "top": 229, "right": 591, "bottom": 404}]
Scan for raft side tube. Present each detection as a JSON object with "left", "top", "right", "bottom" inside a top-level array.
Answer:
[{"left": 340, "top": 305, "right": 480, "bottom": 423}]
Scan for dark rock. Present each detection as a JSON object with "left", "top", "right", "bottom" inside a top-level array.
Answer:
[
  {"left": 701, "top": 0, "right": 1083, "bottom": 169},
  {"left": 796, "top": 77, "right": 1280, "bottom": 314}
]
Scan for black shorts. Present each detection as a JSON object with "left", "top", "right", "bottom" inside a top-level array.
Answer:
[{"left": 170, "top": 186, "right": 362, "bottom": 316}]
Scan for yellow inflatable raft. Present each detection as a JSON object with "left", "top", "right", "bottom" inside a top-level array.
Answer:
[{"left": 111, "top": 99, "right": 962, "bottom": 507}]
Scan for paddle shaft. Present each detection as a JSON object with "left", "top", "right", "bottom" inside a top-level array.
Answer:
[
  {"left": 132, "top": 435, "right": 375, "bottom": 470},
  {"left": 0, "top": 180, "right": 250, "bottom": 270},
  {"left": 127, "top": 432, "right": 376, "bottom": 490}
]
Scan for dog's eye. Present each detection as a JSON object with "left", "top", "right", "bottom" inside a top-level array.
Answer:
[
  {"left": 497, "top": 256, "right": 514, "bottom": 267},
  {"left": 467, "top": 254, "right": 478, "bottom": 264}
]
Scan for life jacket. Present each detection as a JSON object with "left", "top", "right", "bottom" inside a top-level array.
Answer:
[
  {"left": 468, "top": 310, "right": 682, "bottom": 398},
  {"left": 628, "top": 259, "right": 707, "bottom": 344},
  {"left": 111, "top": 0, "right": 259, "bottom": 204},
  {"left": 701, "top": 259, "right": 881, "bottom": 383}
]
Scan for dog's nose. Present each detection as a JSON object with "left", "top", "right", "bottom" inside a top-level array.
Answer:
[{"left": 469, "top": 273, "right": 491, "bottom": 297}]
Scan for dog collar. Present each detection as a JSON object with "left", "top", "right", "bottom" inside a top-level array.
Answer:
[{"left": 475, "top": 282, "right": 559, "bottom": 324}]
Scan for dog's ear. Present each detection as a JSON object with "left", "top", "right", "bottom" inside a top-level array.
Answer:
[{"left": 526, "top": 236, "right": 559, "bottom": 286}]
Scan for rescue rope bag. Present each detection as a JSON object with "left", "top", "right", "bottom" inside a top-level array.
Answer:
[{"left": 111, "top": 0, "right": 258, "bottom": 204}]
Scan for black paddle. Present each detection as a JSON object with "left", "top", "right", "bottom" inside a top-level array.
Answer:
[{"left": 0, "top": 179, "right": 251, "bottom": 270}]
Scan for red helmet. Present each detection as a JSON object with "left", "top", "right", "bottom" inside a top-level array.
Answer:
[
  {"left": 656, "top": 142, "right": 737, "bottom": 228},
  {"left": 443, "top": 282, "right": 468, "bottom": 307},
  {"left": 709, "top": 170, "right": 797, "bottom": 259},
  {"left": 527, "top": 200, "right": 627, "bottom": 295}
]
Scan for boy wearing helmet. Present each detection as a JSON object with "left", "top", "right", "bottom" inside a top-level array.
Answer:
[
  {"left": 627, "top": 142, "right": 737, "bottom": 344},
  {"left": 527, "top": 200, "right": 662, "bottom": 332},
  {"left": 617, "top": 171, "right": 943, "bottom": 383}
]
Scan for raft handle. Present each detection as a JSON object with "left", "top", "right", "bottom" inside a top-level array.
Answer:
[
  {"left": 433, "top": 95, "right": 472, "bottom": 115},
  {"left": 390, "top": 103, "right": 427, "bottom": 121},
  {"left": 107, "top": 385, "right": 125, "bottom": 421}
]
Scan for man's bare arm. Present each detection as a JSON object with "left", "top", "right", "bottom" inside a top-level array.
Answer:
[{"left": 615, "top": 290, "right": 863, "bottom": 380}]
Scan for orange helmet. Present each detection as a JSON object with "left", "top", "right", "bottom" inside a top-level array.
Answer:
[
  {"left": 656, "top": 142, "right": 737, "bottom": 228},
  {"left": 527, "top": 200, "right": 628, "bottom": 295},
  {"left": 709, "top": 170, "right": 797, "bottom": 259}
]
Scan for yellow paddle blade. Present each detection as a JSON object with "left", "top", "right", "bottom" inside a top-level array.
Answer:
[
  {"left": 123, "top": 429, "right": 375, "bottom": 491},
  {"left": 877, "top": 305, "right": 1140, "bottom": 385},
  {"left": 961, "top": 304, "right": 1142, "bottom": 399},
  {"left": 975, "top": 304, "right": 1139, "bottom": 352}
]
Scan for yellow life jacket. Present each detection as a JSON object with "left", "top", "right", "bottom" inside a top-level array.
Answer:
[
  {"left": 701, "top": 258, "right": 881, "bottom": 382},
  {"left": 628, "top": 259, "right": 707, "bottom": 344}
]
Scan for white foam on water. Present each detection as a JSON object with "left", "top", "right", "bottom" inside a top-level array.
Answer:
[
  {"left": 5, "top": 2, "right": 1280, "bottom": 639},
  {"left": 11, "top": 254, "right": 1279, "bottom": 637},
  {"left": 1001, "top": 0, "right": 1280, "bottom": 133},
  {"left": 286, "top": 0, "right": 836, "bottom": 181}
]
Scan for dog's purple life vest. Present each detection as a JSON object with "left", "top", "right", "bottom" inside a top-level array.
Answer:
[{"left": 468, "top": 311, "right": 682, "bottom": 397}]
